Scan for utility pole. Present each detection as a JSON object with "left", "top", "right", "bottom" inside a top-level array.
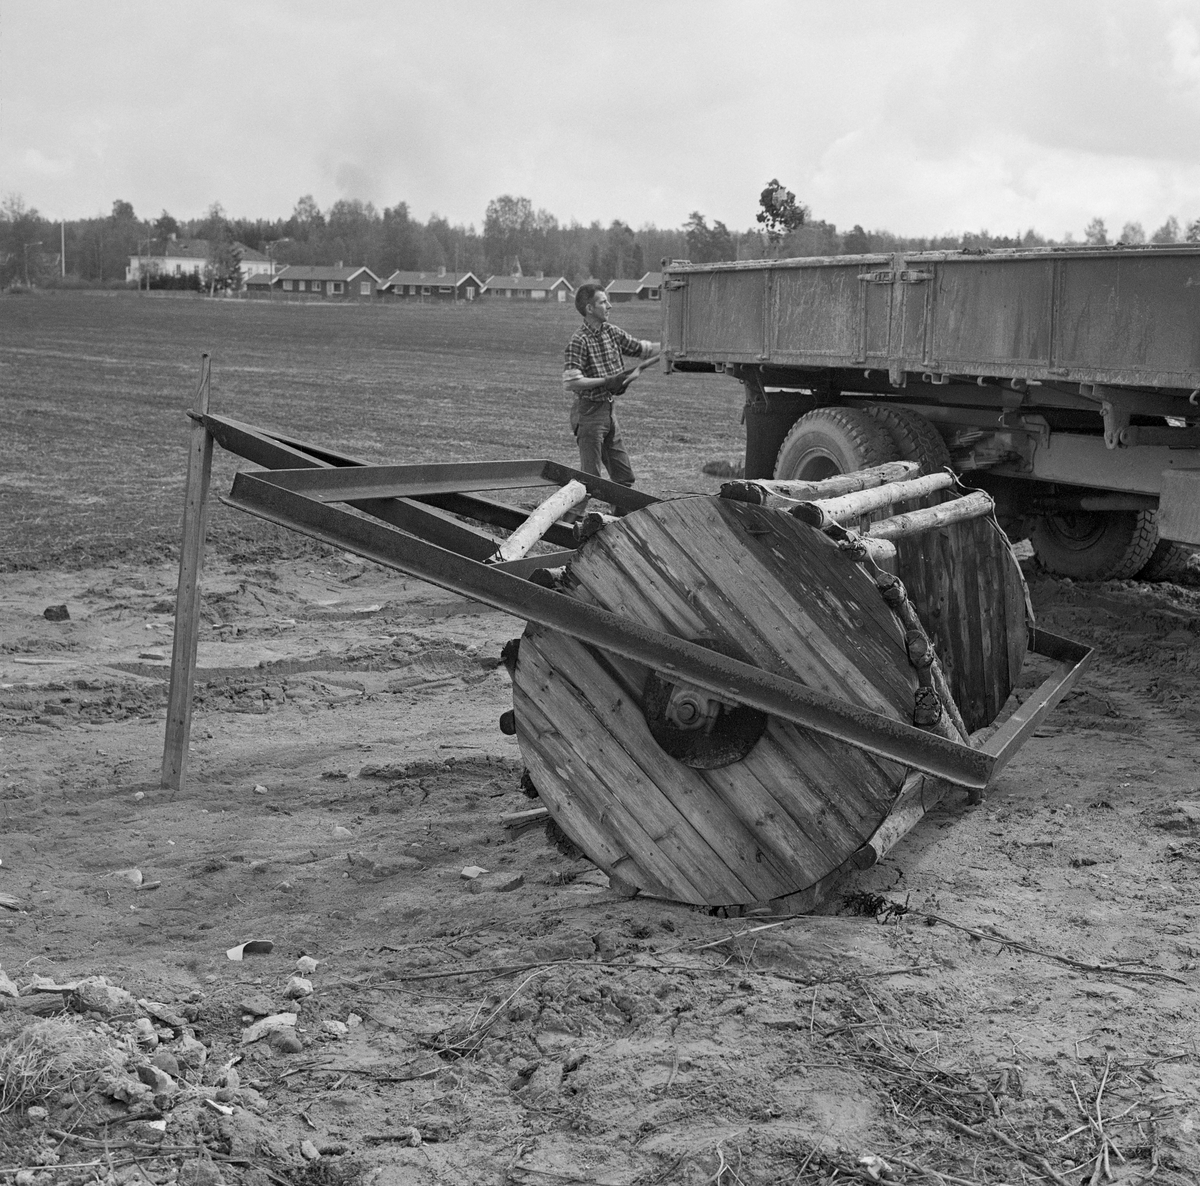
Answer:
[
  {"left": 264, "top": 238, "right": 290, "bottom": 300},
  {"left": 139, "top": 236, "right": 153, "bottom": 294},
  {"left": 454, "top": 240, "right": 460, "bottom": 305},
  {"left": 60, "top": 221, "right": 66, "bottom": 277}
]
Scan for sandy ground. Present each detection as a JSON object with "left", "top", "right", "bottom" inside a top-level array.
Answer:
[{"left": 2, "top": 537, "right": 1200, "bottom": 1185}]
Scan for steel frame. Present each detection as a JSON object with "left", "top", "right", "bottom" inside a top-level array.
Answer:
[{"left": 204, "top": 415, "right": 1091, "bottom": 793}]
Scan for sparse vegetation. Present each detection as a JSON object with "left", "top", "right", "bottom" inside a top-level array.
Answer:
[{"left": 0, "top": 1018, "right": 115, "bottom": 1115}]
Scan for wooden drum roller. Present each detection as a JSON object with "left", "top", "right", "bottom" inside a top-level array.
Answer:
[{"left": 511, "top": 466, "right": 1031, "bottom": 910}]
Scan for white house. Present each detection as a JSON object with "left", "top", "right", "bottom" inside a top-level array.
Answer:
[
  {"left": 125, "top": 237, "right": 209, "bottom": 283},
  {"left": 126, "top": 237, "right": 278, "bottom": 288}
]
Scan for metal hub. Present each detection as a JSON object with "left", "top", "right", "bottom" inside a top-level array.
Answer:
[{"left": 643, "top": 637, "right": 769, "bottom": 769}]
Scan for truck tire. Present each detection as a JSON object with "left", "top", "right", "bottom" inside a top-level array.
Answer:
[
  {"left": 1029, "top": 509, "right": 1158, "bottom": 581},
  {"left": 1137, "top": 536, "right": 1193, "bottom": 582},
  {"left": 773, "top": 407, "right": 897, "bottom": 482},
  {"left": 864, "top": 405, "right": 952, "bottom": 475}
]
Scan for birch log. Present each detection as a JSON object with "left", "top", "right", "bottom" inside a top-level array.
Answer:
[
  {"left": 866, "top": 491, "right": 994, "bottom": 541},
  {"left": 791, "top": 471, "right": 956, "bottom": 529},
  {"left": 721, "top": 461, "right": 919, "bottom": 506},
  {"left": 487, "top": 480, "right": 588, "bottom": 564}
]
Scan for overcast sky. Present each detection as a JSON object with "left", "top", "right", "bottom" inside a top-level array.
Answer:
[{"left": 3, "top": 0, "right": 1200, "bottom": 239}]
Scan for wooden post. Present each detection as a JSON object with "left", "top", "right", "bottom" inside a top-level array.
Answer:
[{"left": 161, "top": 355, "right": 213, "bottom": 790}]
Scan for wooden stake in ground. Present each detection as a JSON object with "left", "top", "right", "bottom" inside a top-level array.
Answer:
[{"left": 161, "top": 355, "right": 213, "bottom": 791}]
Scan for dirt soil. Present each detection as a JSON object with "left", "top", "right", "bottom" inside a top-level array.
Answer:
[{"left": 1, "top": 532, "right": 1199, "bottom": 1186}]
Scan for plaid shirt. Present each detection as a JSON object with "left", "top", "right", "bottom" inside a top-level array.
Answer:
[{"left": 563, "top": 322, "right": 652, "bottom": 396}]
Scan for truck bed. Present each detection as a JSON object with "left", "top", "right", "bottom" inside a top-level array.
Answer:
[{"left": 663, "top": 246, "right": 1200, "bottom": 393}]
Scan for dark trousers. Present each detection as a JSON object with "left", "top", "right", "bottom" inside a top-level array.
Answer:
[{"left": 571, "top": 397, "right": 635, "bottom": 487}]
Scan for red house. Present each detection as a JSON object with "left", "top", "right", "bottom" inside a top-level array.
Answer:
[
  {"left": 379, "top": 267, "right": 483, "bottom": 301},
  {"left": 267, "top": 264, "right": 381, "bottom": 301}
]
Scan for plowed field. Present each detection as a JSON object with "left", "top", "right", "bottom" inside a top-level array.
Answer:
[{"left": 1, "top": 292, "right": 1198, "bottom": 1186}]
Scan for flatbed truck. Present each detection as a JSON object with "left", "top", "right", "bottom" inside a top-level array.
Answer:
[{"left": 661, "top": 245, "right": 1200, "bottom": 580}]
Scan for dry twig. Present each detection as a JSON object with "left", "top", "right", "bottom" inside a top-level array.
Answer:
[{"left": 946, "top": 1117, "right": 1071, "bottom": 1186}]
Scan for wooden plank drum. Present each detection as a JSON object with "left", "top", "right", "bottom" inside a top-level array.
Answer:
[{"left": 511, "top": 465, "right": 1030, "bottom": 910}]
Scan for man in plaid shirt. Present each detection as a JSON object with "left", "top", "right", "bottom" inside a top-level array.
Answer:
[{"left": 562, "top": 283, "right": 660, "bottom": 492}]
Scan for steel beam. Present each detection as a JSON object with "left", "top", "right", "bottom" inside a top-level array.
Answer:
[
  {"left": 254, "top": 423, "right": 657, "bottom": 515},
  {"left": 226, "top": 458, "right": 555, "bottom": 501},
  {"left": 201, "top": 415, "right": 582, "bottom": 550},
  {"left": 979, "top": 628, "right": 1093, "bottom": 775},
  {"left": 254, "top": 458, "right": 658, "bottom": 514},
  {"left": 199, "top": 414, "right": 524, "bottom": 560},
  {"left": 223, "top": 471, "right": 996, "bottom": 790}
]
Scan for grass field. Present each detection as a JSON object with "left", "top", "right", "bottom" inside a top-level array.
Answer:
[{"left": 0, "top": 291, "right": 746, "bottom": 570}]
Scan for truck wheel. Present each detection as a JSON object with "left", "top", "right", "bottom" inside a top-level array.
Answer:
[
  {"left": 773, "top": 407, "right": 897, "bottom": 482},
  {"left": 1137, "top": 536, "right": 1193, "bottom": 582},
  {"left": 1029, "top": 509, "right": 1158, "bottom": 581},
  {"left": 864, "top": 405, "right": 952, "bottom": 475}
]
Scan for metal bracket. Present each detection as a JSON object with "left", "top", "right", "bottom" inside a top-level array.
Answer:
[
  {"left": 854, "top": 268, "right": 931, "bottom": 284},
  {"left": 979, "top": 629, "right": 1093, "bottom": 778},
  {"left": 999, "top": 411, "right": 1051, "bottom": 451},
  {"left": 948, "top": 428, "right": 1032, "bottom": 472},
  {"left": 1079, "top": 385, "right": 1137, "bottom": 450},
  {"left": 1101, "top": 398, "right": 1131, "bottom": 450}
]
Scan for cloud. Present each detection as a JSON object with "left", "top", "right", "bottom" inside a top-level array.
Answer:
[
  {"left": 22, "top": 148, "right": 72, "bottom": 178},
  {"left": 811, "top": 126, "right": 1200, "bottom": 238},
  {"left": 2, "top": 0, "right": 1199, "bottom": 238}
]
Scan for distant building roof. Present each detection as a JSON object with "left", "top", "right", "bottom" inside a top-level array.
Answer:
[
  {"left": 381, "top": 269, "right": 484, "bottom": 288},
  {"left": 607, "top": 271, "right": 663, "bottom": 294},
  {"left": 148, "top": 237, "right": 209, "bottom": 261},
  {"left": 134, "top": 238, "right": 274, "bottom": 264},
  {"left": 483, "top": 274, "right": 573, "bottom": 292},
  {"left": 273, "top": 264, "right": 381, "bottom": 283},
  {"left": 244, "top": 272, "right": 274, "bottom": 287}
]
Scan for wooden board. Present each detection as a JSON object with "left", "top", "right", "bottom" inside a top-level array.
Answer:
[
  {"left": 895, "top": 514, "right": 1029, "bottom": 733},
  {"left": 512, "top": 496, "right": 922, "bottom": 906}
]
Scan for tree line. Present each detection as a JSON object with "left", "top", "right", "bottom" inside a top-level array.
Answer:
[{"left": 4, "top": 189, "right": 1200, "bottom": 291}]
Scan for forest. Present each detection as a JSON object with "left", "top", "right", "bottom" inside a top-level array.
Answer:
[{"left": 3, "top": 187, "right": 1199, "bottom": 291}]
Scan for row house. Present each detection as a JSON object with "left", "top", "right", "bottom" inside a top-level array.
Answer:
[
  {"left": 606, "top": 271, "right": 663, "bottom": 302},
  {"left": 244, "top": 263, "right": 382, "bottom": 300},
  {"left": 379, "top": 266, "right": 483, "bottom": 301},
  {"left": 483, "top": 273, "right": 574, "bottom": 302}
]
